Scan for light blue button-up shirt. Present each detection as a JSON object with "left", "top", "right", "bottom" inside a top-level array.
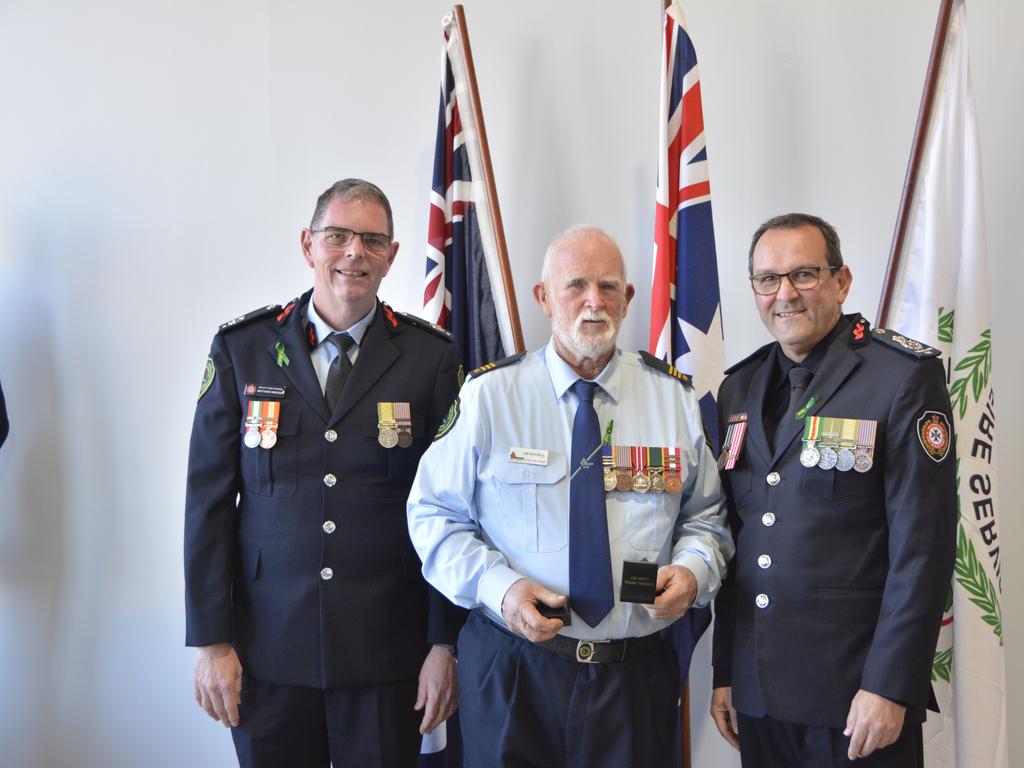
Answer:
[
  {"left": 306, "top": 299, "right": 376, "bottom": 394},
  {"left": 407, "top": 341, "right": 733, "bottom": 641}
]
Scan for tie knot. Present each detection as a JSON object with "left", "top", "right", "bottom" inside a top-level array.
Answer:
[
  {"left": 788, "top": 366, "right": 812, "bottom": 391},
  {"left": 327, "top": 332, "right": 355, "bottom": 355},
  {"left": 571, "top": 379, "right": 598, "bottom": 403}
]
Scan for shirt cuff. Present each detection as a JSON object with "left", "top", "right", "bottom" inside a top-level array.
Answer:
[
  {"left": 673, "top": 552, "right": 712, "bottom": 608},
  {"left": 477, "top": 563, "right": 526, "bottom": 617}
]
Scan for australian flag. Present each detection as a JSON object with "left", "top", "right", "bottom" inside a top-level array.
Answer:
[
  {"left": 649, "top": 0, "right": 725, "bottom": 739},
  {"left": 423, "top": 17, "right": 509, "bottom": 371}
]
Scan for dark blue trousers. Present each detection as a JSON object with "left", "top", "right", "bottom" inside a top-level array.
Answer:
[
  {"left": 231, "top": 674, "right": 421, "bottom": 768},
  {"left": 737, "top": 712, "right": 923, "bottom": 768},
  {"left": 458, "top": 610, "right": 680, "bottom": 768}
]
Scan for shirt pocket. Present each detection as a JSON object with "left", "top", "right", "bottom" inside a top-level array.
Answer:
[
  {"left": 240, "top": 413, "right": 301, "bottom": 498},
  {"left": 491, "top": 453, "right": 568, "bottom": 553},
  {"left": 625, "top": 484, "right": 679, "bottom": 551}
]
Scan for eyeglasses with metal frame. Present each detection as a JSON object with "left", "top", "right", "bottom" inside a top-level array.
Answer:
[
  {"left": 749, "top": 265, "right": 840, "bottom": 295},
  {"left": 310, "top": 226, "right": 392, "bottom": 255}
]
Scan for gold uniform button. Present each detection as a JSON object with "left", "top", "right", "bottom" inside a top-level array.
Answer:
[{"left": 320, "top": 567, "right": 334, "bottom": 581}]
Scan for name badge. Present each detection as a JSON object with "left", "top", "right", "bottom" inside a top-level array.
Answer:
[{"left": 508, "top": 447, "right": 549, "bottom": 466}]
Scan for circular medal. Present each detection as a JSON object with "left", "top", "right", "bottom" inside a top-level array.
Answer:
[
  {"left": 260, "top": 429, "right": 277, "bottom": 450},
  {"left": 616, "top": 471, "right": 633, "bottom": 492},
  {"left": 603, "top": 469, "right": 617, "bottom": 492},
  {"left": 664, "top": 474, "right": 683, "bottom": 494},
  {"left": 650, "top": 473, "right": 666, "bottom": 494},
  {"left": 632, "top": 473, "right": 651, "bottom": 493},
  {"left": 854, "top": 453, "right": 874, "bottom": 473},
  {"left": 396, "top": 430, "right": 413, "bottom": 449},
  {"left": 378, "top": 428, "right": 399, "bottom": 449},
  {"left": 835, "top": 448, "right": 855, "bottom": 472},
  {"left": 244, "top": 429, "right": 261, "bottom": 449},
  {"left": 800, "top": 446, "right": 821, "bottom": 467},
  {"left": 817, "top": 446, "right": 838, "bottom": 470}
]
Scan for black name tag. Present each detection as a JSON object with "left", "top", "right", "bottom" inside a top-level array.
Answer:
[
  {"left": 244, "top": 384, "right": 287, "bottom": 399},
  {"left": 620, "top": 560, "right": 659, "bottom": 604}
]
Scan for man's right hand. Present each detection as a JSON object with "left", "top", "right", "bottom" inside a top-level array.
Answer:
[
  {"left": 710, "top": 686, "right": 740, "bottom": 750},
  {"left": 194, "top": 643, "right": 243, "bottom": 727},
  {"left": 500, "top": 578, "right": 567, "bottom": 643}
]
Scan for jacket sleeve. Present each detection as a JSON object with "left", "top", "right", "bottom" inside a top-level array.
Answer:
[
  {"left": 711, "top": 383, "right": 741, "bottom": 688},
  {"left": 422, "top": 340, "right": 469, "bottom": 646},
  {"left": 859, "top": 356, "right": 957, "bottom": 707},
  {"left": 183, "top": 333, "right": 243, "bottom": 647}
]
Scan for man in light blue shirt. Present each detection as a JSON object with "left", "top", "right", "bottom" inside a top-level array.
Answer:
[{"left": 407, "top": 225, "right": 733, "bottom": 767}]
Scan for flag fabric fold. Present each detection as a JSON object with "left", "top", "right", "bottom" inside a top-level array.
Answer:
[{"left": 883, "top": 2, "right": 1007, "bottom": 765}]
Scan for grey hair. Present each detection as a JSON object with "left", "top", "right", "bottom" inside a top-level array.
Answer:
[
  {"left": 310, "top": 178, "right": 394, "bottom": 236},
  {"left": 541, "top": 225, "right": 627, "bottom": 284}
]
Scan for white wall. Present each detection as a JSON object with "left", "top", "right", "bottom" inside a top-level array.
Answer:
[{"left": 0, "top": 1, "right": 1020, "bottom": 766}]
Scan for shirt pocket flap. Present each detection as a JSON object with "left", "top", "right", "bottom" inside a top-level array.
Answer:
[{"left": 492, "top": 454, "right": 567, "bottom": 485}]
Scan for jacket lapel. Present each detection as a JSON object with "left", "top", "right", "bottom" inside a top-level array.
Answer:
[
  {"left": 771, "top": 334, "right": 862, "bottom": 464},
  {"left": 744, "top": 352, "right": 775, "bottom": 466},
  {"left": 269, "top": 291, "right": 331, "bottom": 423},
  {"left": 329, "top": 304, "right": 401, "bottom": 426}
]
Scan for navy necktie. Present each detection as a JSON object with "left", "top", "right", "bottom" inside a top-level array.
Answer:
[
  {"left": 324, "top": 332, "right": 355, "bottom": 412},
  {"left": 788, "top": 366, "right": 812, "bottom": 420},
  {"left": 568, "top": 380, "right": 614, "bottom": 627}
]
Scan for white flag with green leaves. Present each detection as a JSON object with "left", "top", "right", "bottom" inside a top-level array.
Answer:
[{"left": 885, "top": 1, "right": 1007, "bottom": 765}]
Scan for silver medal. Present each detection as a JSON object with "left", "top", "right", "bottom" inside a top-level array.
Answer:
[
  {"left": 800, "top": 445, "right": 821, "bottom": 467},
  {"left": 817, "top": 446, "right": 838, "bottom": 470},
  {"left": 854, "top": 453, "right": 873, "bottom": 473},
  {"left": 835, "top": 448, "right": 855, "bottom": 472},
  {"left": 244, "top": 429, "right": 261, "bottom": 449}
]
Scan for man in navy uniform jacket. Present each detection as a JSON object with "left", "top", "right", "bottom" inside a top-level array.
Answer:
[
  {"left": 184, "top": 179, "right": 464, "bottom": 768},
  {"left": 710, "top": 213, "right": 956, "bottom": 767}
]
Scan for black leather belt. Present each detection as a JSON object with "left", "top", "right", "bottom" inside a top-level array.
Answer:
[{"left": 540, "top": 629, "right": 667, "bottom": 664}]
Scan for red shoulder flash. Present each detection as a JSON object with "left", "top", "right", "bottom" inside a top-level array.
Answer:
[
  {"left": 276, "top": 302, "right": 296, "bottom": 323},
  {"left": 306, "top": 324, "right": 317, "bottom": 349},
  {"left": 382, "top": 303, "right": 398, "bottom": 328}
]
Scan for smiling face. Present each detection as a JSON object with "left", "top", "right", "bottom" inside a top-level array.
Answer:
[
  {"left": 751, "top": 224, "right": 852, "bottom": 361},
  {"left": 301, "top": 195, "right": 398, "bottom": 328},
  {"left": 533, "top": 228, "right": 635, "bottom": 377}
]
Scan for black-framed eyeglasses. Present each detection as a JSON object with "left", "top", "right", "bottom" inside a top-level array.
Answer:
[
  {"left": 749, "top": 266, "right": 840, "bottom": 295},
  {"left": 310, "top": 226, "right": 392, "bottom": 255}
]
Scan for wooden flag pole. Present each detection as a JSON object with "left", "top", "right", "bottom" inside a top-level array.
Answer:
[
  {"left": 877, "top": 0, "right": 956, "bottom": 326},
  {"left": 450, "top": 4, "right": 525, "bottom": 354}
]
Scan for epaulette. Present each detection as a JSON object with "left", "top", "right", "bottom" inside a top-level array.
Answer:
[
  {"left": 467, "top": 352, "right": 526, "bottom": 379},
  {"left": 639, "top": 351, "right": 692, "bottom": 388},
  {"left": 870, "top": 328, "right": 940, "bottom": 359},
  {"left": 218, "top": 303, "right": 282, "bottom": 334},
  {"left": 723, "top": 342, "right": 774, "bottom": 376},
  {"left": 847, "top": 316, "right": 871, "bottom": 348},
  {"left": 391, "top": 306, "right": 453, "bottom": 341}
]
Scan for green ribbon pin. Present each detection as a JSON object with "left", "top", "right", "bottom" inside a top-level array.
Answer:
[
  {"left": 795, "top": 395, "right": 819, "bottom": 421},
  {"left": 275, "top": 340, "right": 290, "bottom": 367}
]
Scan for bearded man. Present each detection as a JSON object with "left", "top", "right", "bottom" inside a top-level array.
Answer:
[{"left": 407, "top": 225, "right": 732, "bottom": 768}]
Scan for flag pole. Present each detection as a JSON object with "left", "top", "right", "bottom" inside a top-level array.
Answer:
[
  {"left": 877, "top": 0, "right": 956, "bottom": 326},
  {"left": 450, "top": 4, "right": 525, "bottom": 353}
]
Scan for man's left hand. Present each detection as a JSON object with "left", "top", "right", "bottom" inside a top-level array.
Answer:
[
  {"left": 642, "top": 565, "right": 697, "bottom": 621},
  {"left": 414, "top": 644, "right": 458, "bottom": 735},
  {"left": 843, "top": 689, "right": 905, "bottom": 760}
]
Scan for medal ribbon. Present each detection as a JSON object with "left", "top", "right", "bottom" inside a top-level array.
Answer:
[
  {"left": 838, "top": 418, "right": 858, "bottom": 449},
  {"left": 395, "top": 402, "right": 411, "bottom": 433},
  {"left": 857, "top": 419, "right": 878, "bottom": 456},
  {"left": 377, "top": 402, "right": 397, "bottom": 429},
  {"left": 723, "top": 421, "right": 747, "bottom": 470}
]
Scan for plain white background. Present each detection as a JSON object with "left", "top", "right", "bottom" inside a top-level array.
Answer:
[{"left": 0, "top": 1, "right": 1020, "bottom": 765}]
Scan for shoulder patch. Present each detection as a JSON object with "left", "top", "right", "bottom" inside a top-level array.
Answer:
[
  {"left": 848, "top": 316, "right": 871, "bottom": 348},
  {"left": 723, "top": 342, "right": 774, "bottom": 375},
  {"left": 467, "top": 352, "right": 526, "bottom": 379},
  {"left": 391, "top": 307, "right": 453, "bottom": 341},
  {"left": 218, "top": 304, "right": 281, "bottom": 334},
  {"left": 871, "top": 328, "right": 941, "bottom": 359},
  {"left": 638, "top": 350, "right": 692, "bottom": 388},
  {"left": 434, "top": 396, "right": 460, "bottom": 440},
  {"left": 198, "top": 357, "right": 215, "bottom": 401}
]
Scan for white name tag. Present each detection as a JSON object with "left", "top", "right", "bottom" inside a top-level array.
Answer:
[{"left": 508, "top": 447, "right": 549, "bottom": 466}]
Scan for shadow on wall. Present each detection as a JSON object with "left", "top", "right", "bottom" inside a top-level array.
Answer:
[{"left": 0, "top": 259, "right": 68, "bottom": 768}]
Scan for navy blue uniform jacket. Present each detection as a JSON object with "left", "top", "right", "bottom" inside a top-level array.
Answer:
[
  {"left": 712, "top": 315, "right": 957, "bottom": 728},
  {"left": 184, "top": 290, "right": 464, "bottom": 689}
]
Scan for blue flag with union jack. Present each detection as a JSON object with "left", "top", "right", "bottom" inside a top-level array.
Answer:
[
  {"left": 423, "top": 17, "right": 513, "bottom": 371},
  {"left": 649, "top": 0, "right": 724, "bottom": 694}
]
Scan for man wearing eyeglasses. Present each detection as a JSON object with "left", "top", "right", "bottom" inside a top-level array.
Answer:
[
  {"left": 709, "top": 213, "right": 956, "bottom": 767},
  {"left": 184, "top": 178, "right": 464, "bottom": 768}
]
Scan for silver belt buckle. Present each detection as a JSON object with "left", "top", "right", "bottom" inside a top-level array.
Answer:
[{"left": 575, "top": 640, "right": 597, "bottom": 663}]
